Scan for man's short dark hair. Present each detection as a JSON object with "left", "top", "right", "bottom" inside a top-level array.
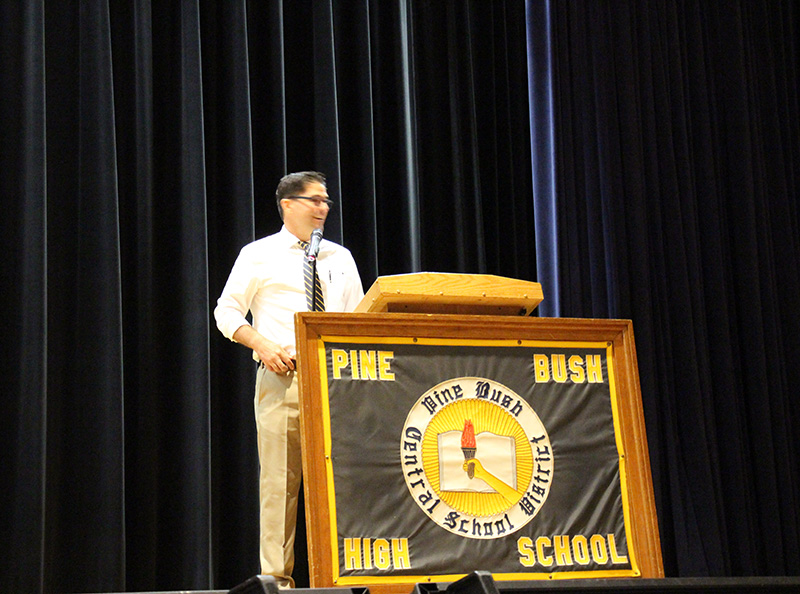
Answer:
[{"left": 275, "top": 171, "right": 327, "bottom": 220}]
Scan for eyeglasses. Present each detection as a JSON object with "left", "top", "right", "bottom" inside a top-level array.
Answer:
[{"left": 286, "top": 196, "right": 334, "bottom": 208}]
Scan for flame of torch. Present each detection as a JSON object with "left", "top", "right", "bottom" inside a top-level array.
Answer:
[{"left": 461, "top": 419, "right": 476, "bottom": 479}]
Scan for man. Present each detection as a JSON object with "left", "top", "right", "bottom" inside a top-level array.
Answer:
[{"left": 215, "top": 171, "right": 364, "bottom": 587}]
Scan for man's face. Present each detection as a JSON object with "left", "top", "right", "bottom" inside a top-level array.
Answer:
[{"left": 281, "top": 181, "right": 331, "bottom": 241}]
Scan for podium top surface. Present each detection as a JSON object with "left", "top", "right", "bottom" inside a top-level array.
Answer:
[{"left": 354, "top": 272, "right": 543, "bottom": 316}]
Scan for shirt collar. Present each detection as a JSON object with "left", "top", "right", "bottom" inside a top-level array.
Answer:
[{"left": 278, "top": 225, "right": 306, "bottom": 249}]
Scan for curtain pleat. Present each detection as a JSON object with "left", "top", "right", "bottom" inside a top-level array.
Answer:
[
  {"left": 0, "top": 2, "right": 48, "bottom": 592},
  {"left": 42, "top": 0, "right": 126, "bottom": 591},
  {"left": 201, "top": 2, "right": 260, "bottom": 586},
  {"left": 527, "top": 0, "right": 559, "bottom": 316},
  {"left": 331, "top": 1, "right": 379, "bottom": 274}
]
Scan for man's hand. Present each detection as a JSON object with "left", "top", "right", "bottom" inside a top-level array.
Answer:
[{"left": 233, "top": 325, "right": 295, "bottom": 373}]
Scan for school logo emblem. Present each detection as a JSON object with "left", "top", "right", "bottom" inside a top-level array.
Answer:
[{"left": 401, "top": 377, "right": 554, "bottom": 539}]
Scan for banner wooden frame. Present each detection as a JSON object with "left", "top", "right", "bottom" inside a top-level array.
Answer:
[{"left": 295, "top": 312, "right": 663, "bottom": 594}]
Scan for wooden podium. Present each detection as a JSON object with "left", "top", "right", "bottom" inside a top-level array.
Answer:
[
  {"left": 354, "top": 272, "right": 544, "bottom": 316},
  {"left": 295, "top": 274, "right": 662, "bottom": 594}
]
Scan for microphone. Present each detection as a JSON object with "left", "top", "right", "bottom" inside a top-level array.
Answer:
[{"left": 306, "top": 228, "right": 323, "bottom": 261}]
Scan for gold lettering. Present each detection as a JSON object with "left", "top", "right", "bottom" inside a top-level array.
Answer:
[
  {"left": 342, "top": 537, "right": 412, "bottom": 570},
  {"left": 378, "top": 351, "right": 395, "bottom": 380},
  {"left": 553, "top": 534, "right": 573, "bottom": 566},
  {"left": 535, "top": 536, "right": 553, "bottom": 567},
  {"left": 332, "top": 349, "right": 348, "bottom": 380},
  {"left": 373, "top": 538, "right": 391, "bottom": 570},
  {"left": 608, "top": 533, "right": 628, "bottom": 564},
  {"left": 391, "top": 538, "right": 410, "bottom": 569},
  {"left": 572, "top": 535, "right": 590, "bottom": 565},
  {"left": 568, "top": 355, "right": 585, "bottom": 383},
  {"left": 359, "top": 350, "right": 377, "bottom": 380},
  {"left": 533, "top": 354, "right": 550, "bottom": 382},
  {"left": 551, "top": 354, "right": 567, "bottom": 383},
  {"left": 517, "top": 536, "right": 535, "bottom": 567},
  {"left": 331, "top": 350, "right": 395, "bottom": 381},
  {"left": 515, "top": 534, "right": 628, "bottom": 568},
  {"left": 363, "top": 537, "right": 372, "bottom": 569},
  {"left": 586, "top": 354, "right": 604, "bottom": 383},
  {"left": 531, "top": 354, "right": 607, "bottom": 384},
  {"left": 344, "top": 538, "right": 361, "bottom": 570},
  {"left": 590, "top": 534, "right": 609, "bottom": 564}
]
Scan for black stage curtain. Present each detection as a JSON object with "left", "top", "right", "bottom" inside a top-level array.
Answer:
[
  {"left": 0, "top": 1, "right": 531, "bottom": 592},
  {"left": 1, "top": 0, "right": 798, "bottom": 593},
  {"left": 528, "top": 0, "right": 800, "bottom": 579}
]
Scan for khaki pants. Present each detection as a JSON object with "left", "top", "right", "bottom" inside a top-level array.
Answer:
[{"left": 254, "top": 367, "right": 301, "bottom": 588}]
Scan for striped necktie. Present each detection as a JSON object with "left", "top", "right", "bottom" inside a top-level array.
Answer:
[{"left": 299, "top": 240, "right": 325, "bottom": 311}]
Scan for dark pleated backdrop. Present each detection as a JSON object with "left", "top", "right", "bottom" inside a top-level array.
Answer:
[{"left": 1, "top": 1, "right": 797, "bottom": 592}]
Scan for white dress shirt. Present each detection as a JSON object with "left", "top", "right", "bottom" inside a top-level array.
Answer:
[{"left": 214, "top": 226, "right": 364, "bottom": 359}]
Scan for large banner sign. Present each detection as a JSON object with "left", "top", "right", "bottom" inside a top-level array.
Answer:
[{"left": 314, "top": 335, "right": 640, "bottom": 586}]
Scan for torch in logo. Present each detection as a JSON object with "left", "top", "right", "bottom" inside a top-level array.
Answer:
[
  {"left": 458, "top": 416, "right": 520, "bottom": 503},
  {"left": 461, "top": 419, "right": 477, "bottom": 479}
]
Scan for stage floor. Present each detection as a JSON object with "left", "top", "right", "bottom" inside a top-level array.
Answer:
[{"left": 103, "top": 575, "right": 800, "bottom": 594}]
